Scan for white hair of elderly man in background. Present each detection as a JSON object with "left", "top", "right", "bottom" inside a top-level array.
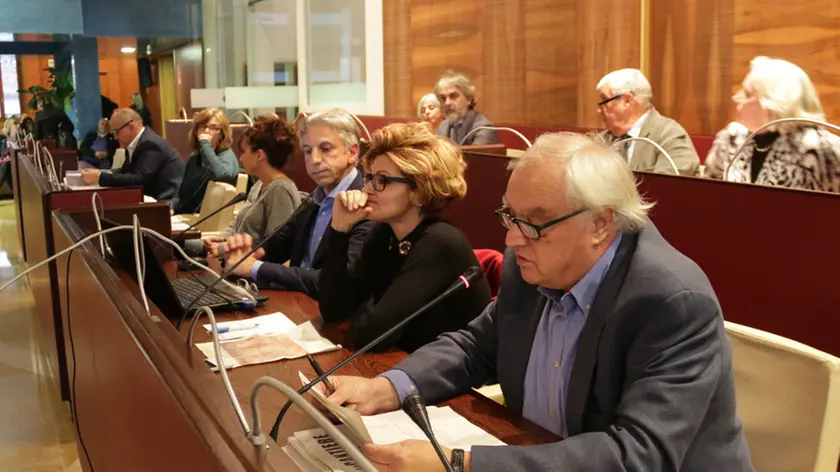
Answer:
[{"left": 595, "top": 68, "right": 700, "bottom": 176}]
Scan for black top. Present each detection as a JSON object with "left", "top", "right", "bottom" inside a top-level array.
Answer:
[
  {"left": 34, "top": 107, "right": 74, "bottom": 143},
  {"left": 319, "top": 217, "right": 491, "bottom": 353},
  {"left": 98, "top": 127, "right": 185, "bottom": 201},
  {"left": 750, "top": 131, "right": 779, "bottom": 183},
  {"left": 170, "top": 141, "right": 239, "bottom": 214}
]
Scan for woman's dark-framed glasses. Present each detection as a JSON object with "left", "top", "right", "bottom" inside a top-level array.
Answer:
[
  {"left": 364, "top": 172, "right": 416, "bottom": 192},
  {"left": 598, "top": 94, "right": 623, "bottom": 108},
  {"left": 495, "top": 206, "right": 586, "bottom": 240}
]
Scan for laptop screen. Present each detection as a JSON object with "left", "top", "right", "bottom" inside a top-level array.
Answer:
[{"left": 98, "top": 218, "right": 184, "bottom": 319}]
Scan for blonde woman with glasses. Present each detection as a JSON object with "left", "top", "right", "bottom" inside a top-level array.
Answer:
[
  {"left": 705, "top": 56, "right": 840, "bottom": 192},
  {"left": 319, "top": 122, "right": 491, "bottom": 353}
]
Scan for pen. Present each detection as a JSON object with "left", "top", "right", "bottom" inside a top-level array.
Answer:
[
  {"left": 306, "top": 353, "right": 335, "bottom": 394},
  {"left": 217, "top": 322, "right": 259, "bottom": 334}
]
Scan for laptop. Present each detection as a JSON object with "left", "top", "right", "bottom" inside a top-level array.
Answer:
[{"left": 99, "top": 218, "right": 268, "bottom": 319}]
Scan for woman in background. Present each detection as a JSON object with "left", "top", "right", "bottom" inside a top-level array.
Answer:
[
  {"left": 78, "top": 118, "right": 119, "bottom": 170},
  {"left": 705, "top": 56, "right": 840, "bottom": 192},
  {"left": 170, "top": 108, "right": 239, "bottom": 214},
  {"left": 417, "top": 93, "right": 443, "bottom": 130},
  {"left": 319, "top": 122, "right": 491, "bottom": 353},
  {"left": 203, "top": 114, "right": 301, "bottom": 249}
]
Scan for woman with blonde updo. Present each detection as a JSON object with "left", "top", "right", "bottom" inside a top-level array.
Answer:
[{"left": 319, "top": 122, "right": 491, "bottom": 352}]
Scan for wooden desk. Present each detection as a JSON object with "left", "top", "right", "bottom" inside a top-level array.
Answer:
[
  {"left": 14, "top": 152, "right": 144, "bottom": 400},
  {"left": 51, "top": 209, "right": 557, "bottom": 472}
]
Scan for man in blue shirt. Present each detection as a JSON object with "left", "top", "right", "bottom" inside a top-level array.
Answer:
[
  {"left": 318, "top": 132, "right": 754, "bottom": 472},
  {"left": 223, "top": 109, "right": 372, "bottom": 299}
]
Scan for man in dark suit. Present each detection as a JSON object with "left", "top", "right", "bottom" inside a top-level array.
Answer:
[
  {"left": 81, "top": 108, "right": 184, "bottom": 201},
  {"left": 435, "top": 71, "right": 500, "bottom": 146},
  {"left": 322, "top": 132, "right": 754, "bottom": 472},
  {"left": 221, "top": 108, "right": 373, "bottom": 299}
]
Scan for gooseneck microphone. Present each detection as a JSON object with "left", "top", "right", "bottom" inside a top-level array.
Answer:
[
  {"left": 175, "top": 196, "right": 316, "bottom": 330},
  {"left": 269, "top": 266, "right": 482, "bottom": 440},
  {"left": 403, "top": 393, "right": 454, "bottom": 472},
  {"left": 173, "top": 192, "right": 247, "bottom": 238}
]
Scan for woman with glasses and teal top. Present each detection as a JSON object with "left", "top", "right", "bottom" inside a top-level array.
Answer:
[
  {"left": 170, "top": 108, "right": 240, "bottom": 215},
  {"left": 319, "top": 122, "right": 491, "bottom": 353}
]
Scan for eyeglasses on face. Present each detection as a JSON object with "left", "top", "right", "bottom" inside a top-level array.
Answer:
[
  {"left": 202, "top": 124, "right": 221, "bottom": 132},
  {"left": 598, "top": 94, "right": 623, "bottom": 108},
  {"left": 111, "top": 119, "right": 135, "bottom": 135},
  {"left": 495, "top": 206, "right": 586, "bottom": 240},
  {"left": 363, "top": 172, "right": 416, "bottom": 192}
]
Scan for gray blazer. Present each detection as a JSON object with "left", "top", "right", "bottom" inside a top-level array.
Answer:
[
  {"left": 596, "top": 109, "right": 700, "bottom": 176},
  {"left": 394, "top": 221, "right": 754, "bottom": 472},
  {"left": 437, "top": 109, "right": 500, "bottom": 146}
]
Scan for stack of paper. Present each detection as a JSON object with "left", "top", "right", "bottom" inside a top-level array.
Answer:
[
  {"left": 195, "top": 312, "right": 341, "bottom": 369},
  {"left": 284, "top": 372, "right": 505, "bottom": 471}
]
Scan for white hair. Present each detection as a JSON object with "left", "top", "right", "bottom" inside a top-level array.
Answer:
[
  {"left": 435, "top": 71, "right": 477, "bottom": 109},
  {"left": 746, "top": 56, "right": 824, "bottom": 123},
  {"left": 298, "top": 108, "right": 361, "bottom": 150},
  {"left": 416, "top": 93, "right": 441, "bottom": 118},
  {"left": 509, "top": 132, "right": 653, "bottom": 233},
  {"left": 597, "top": 69, "right": 653, "bottom": 107}
]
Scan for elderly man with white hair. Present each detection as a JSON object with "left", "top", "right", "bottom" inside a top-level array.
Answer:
[
  {"left": 595, "top": 68, "right": 700, "bottom": 176},
  {"left": 705, "top": 56, "right": 840, "bottom": 192},
  {"left": 435, "top": 71, "right": 500, "bottom": 146},
  {"left": 318, "top": 132, "right": 754, "bottom": 472}
]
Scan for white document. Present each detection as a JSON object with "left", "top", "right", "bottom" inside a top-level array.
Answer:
[
  {"left": 202, "top": 311, "right": 296, "bottom": 341},
  {"left": 362, "top": 406, "right": 506, "bottom": 450},
  {"left": 196, "top": 320, "right": 340, "bottom": 369}
]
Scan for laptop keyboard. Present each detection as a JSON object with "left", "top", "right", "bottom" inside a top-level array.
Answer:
[{"left": 170, "top": 277, "right": 231, "bottom": 309}]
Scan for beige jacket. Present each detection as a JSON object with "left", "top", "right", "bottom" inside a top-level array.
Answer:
[{"left": 596, "top": 109, "right": 700, "bottom": 176}]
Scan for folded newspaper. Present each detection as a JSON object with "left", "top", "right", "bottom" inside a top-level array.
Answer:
[
  {"left": 196, "top": 317, "right": 340, "bottom": 369},
  {"left": 284, "top": 373, "right": 505, "bottom": 471}
]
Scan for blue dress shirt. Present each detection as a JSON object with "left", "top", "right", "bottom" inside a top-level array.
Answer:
[
  {"left": 251, "top": 167, "right": 358, "bottom": 279},
  {"left": 382, "top": 235, "right": 621, "bottom": 437}
]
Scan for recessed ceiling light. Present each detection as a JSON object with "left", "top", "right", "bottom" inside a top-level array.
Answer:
[{"left": 120, "top": 47, "right": 136, "bottom": 54}]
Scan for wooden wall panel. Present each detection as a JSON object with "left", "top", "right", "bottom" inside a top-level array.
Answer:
[
  {"left": 383, "top": 0, "right": 639, "bottom": 129},
  {"left": 651, "top": 0, "right": 840, "bottom": 136},
  {"left": 173, "top": 42, "right": 204, "bottom": 117},
  {"left": 97, "top": 37, "right": 140, "bottom": 109},
  {"left": 383, "top": 0, "right": 413, "bottom": 117}
]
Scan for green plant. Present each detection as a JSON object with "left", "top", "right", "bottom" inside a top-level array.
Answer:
[{"left": 18, "top": 67, "right": 76, "bottom": 111}]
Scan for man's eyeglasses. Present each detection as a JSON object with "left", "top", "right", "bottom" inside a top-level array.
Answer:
[
  {"left": 495, "top": 206, "right": 586, "bottom": 240},
  {"left": 111, "top": 119, "right": 135, "bottom": 135},
  {"left": 598, "top": 94, "right": 623, "bottom": 108},
  {"left": 364, "top": 172, "right": 416, "bottom": 192}
]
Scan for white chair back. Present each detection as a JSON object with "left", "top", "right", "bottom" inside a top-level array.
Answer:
[
  {"left": 197, "top": 181, "right": 238, "bottom": 232},
  {"left": 726, "top": 321, "right": 840, "bottom": 472}
]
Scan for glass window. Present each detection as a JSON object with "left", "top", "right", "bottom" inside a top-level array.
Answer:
[
  {"left": 0, "top": 55, "right": 20, "bottom": 117},
  {"left": 306, "top": 0, "right": 367, "bottom": 108}
]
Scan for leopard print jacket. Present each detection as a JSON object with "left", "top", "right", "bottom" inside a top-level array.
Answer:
[{"left": 705, "top": 122, "right": 840, "bottom": 193}]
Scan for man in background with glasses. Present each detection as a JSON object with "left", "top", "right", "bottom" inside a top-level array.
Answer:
[
  {"left": 321, "top": 132, "right": 753, "bottom": 472},
  {"left": 595, "top": 68, "right": 700, "bottom": 176},
  {"left": 81, "top": 108, "right": 184, "bottom": 201}
]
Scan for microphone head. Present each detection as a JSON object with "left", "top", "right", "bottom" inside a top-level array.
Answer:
[
  {"left": 231, "top": 192, "right": 247, "bottom": 204},
  {"left": 462, "top": 266, "right": 482, "bottom": 284},
  {"left": 402, "top": 393, "right": 426, "bottom": 412}
]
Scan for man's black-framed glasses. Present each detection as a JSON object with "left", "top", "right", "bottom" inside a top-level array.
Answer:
[
  {"left": 364, "top": 172, "right": 416, "bottom": 192},
  {"left": 112, "top": 119, "right": 135, "bottom": 135},
  {"left": 598, "top": 94, "right": 623, "bottom": 108},
  {"left": 495, "top": 206, "right": 586, "bottom": 240}
]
